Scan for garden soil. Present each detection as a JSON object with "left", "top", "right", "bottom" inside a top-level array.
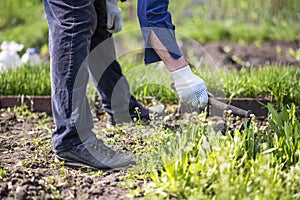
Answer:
[
  {"left": 202, "top": 40, "right": 300, "bottom": 69},
  {"left": 0, "top": 107, "right": 138, "bottom": 200},
  {"left": 174, "top": 39, "right": 300, "bottom": 70},
  {"left": 1, "top": 40, "right": 299, "bottom": 199}
]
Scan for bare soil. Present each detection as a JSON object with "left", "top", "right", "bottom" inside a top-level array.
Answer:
[
  {"left": 0, "top": 107, "right": 135, "bottom": 200},
  {"left": 202, "top": 40, "right": 300, "bottom": 70}
]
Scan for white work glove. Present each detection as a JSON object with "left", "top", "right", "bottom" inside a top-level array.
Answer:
[
  {"left": 171, "top": 65, "right": 208, "bottom": 108},
  {"left": 106, "top": 0, "right": 122, "bottom": 33}
]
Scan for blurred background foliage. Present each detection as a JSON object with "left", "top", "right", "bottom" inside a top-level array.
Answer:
[
  {"left": 0, "top": 0, "right": 48, "bottom": 49},
  {"left": 0, "top": 0, "right": 300, "bottom": 51}
]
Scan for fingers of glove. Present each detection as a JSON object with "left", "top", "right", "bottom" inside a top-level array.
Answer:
[
  {"left": 191, "top": 84, "right": 208, "bottom": 108},
  {"left": 178, "top": 84, "right": 208, "bottom": 108},
  {"left": 106, "top": 12, "right": 115, "bottom": 29},
  {"left": 108, "top": 15, "right": 122, "bottom": 33},
  {"left": 106, "top": 12, "right": 122, "bottom": 33},
  {"left": 107, "top": 20, "right": 121, "bottom": 33}
]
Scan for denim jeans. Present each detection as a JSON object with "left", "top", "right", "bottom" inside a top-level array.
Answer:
[{"left": 44, "top": 0, "right": 147, "bottom": 153}]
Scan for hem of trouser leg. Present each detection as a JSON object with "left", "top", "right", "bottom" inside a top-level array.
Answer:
[{"left": 53, "top": 131, "right": 96, "bottom": 154}]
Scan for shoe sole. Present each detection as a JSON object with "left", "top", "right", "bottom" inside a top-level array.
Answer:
[{"left": 55, "top": 155, "right": 133, "bottom": 172}]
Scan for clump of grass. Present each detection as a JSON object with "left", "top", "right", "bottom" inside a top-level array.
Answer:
[
  {"left": 267, "top": 103, "right": 300, "bottom": 167},
  {"left": 127, "top": 104, "right": 300, "bottom": 199},
  {"left": 0, "top": 63, "right": 50, "bottom": 96},
  {"left": 220, "top": 65, "right": 300, "bottom": 108},
  {"left": 1, "top": 61, "right": 299, "bottom": 111}
]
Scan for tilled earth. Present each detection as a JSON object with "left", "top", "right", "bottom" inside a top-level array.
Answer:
[
  {"left": 0, "top": 106, "right": 138, "bottom": 200},
  {"left": 179, "top": 40, "right": 300, "bottom": 69}
]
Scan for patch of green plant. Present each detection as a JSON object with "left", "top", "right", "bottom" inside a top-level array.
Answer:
[
  {"left": 126, "top": 105, "right": 300, "bottom": 199},
  {"left": 122, "top": 59, "right": 300, "bottom": 108},
  {"left": 219, "top": 65, "right": 300, "bottom": 108},
  {"left": 179, "top": 20, "right": 300, "bottom": 43},
  {"left": 0, "top": 168, "right": 7, "bottom": 180},
  {"left": 267, "top": 103, "right": 300, "bottom": 168},
  {"left": 1, "top": 60, "right": 299, "bottom": 112},
  {"left": 0, "top": 63, "right": 50, "bottom": 96},
  {"left": 122, "top": 0, "right": 300, "bottom": 43},
  {"left": 171, "top": 0, "right": 300, "bottom": 43},
  {"left": 170, "top": 0, "right": 300, "bottom": 23},
  {"left": 287, "top": 48, "right": 300, "bottom": 61},
  {"left": 2, "top": 0, "right": 300, "bottom": 53}
]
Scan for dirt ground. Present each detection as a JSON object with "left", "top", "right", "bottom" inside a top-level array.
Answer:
[
  {"left": 1, "top": 40, "right": 299, "bottom": 199},
  {"left": 0, "top": 106, "right": 141, "bottom": 200},
  {"left": 177, "top": 39, "right": 300, "bottom": 70},
  {"left": 202, "top": 40, "right": 300, "bottom": 69}
]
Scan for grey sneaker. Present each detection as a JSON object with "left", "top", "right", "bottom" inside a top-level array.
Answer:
[{"left": 55, "top": 137, "right": 134, "bottom": 170}]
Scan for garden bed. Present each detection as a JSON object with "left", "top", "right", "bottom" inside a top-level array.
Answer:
[
  {"left": 0, "top": 101, "right": 269, "bottom": 199},
  {"left": 202, "top": 40, "right": 300, "bottom": 70},
  {"left": 1, "top": 100, "right": 298, "bottom": 199},
  {"left": 0, "top": 96, "right": 51, "bottom": 113},
  {"left": 0, "top": 95, "right": 272, "bottom": 117}
]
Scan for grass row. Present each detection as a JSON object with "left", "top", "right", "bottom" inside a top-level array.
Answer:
[
  {"left": 0, "top": 64, "right": 51, "bottom": 96},
  {"left": 1, "top": 63, "right": 299, "bottom": 109}
]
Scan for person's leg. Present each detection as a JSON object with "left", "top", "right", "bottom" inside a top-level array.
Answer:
[
  {"left": 44, "top": 0, "right": 134, "bottom": 170},
  {"left": 89, "top": 0, "right": 149, "bottom": 125},
  {"left": 44, "top": 0, "right": 97, "bottom": 153}
]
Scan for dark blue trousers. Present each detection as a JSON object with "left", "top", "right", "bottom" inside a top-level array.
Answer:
[{"left": 44, "top": 0, "right": 146, "bottom": 153}]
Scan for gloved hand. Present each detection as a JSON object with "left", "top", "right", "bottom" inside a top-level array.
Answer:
[
  {"left": 106, "top": 0, "right": 122, "bottom": 33},
  {"left": 171, "top": 65, "right": 208, "bottom": 108}
]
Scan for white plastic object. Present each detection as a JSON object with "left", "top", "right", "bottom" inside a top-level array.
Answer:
[
  {"left": 21, "top": 48, "right": 42, "bottom": 66},
  {"left": 0, "top": 41, "right": 24, "bottom": 71}
]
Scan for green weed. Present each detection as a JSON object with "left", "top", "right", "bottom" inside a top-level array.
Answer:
[
  {"left": 287, "top": 48, "right": 300, "bottom": 60},
  {"left": 126, "top": 104, "right": 300, "bottom": 199},
  {"left": 220, "top": 65, "right": 300, "bottom": 108},
  {"left": 0, "top": 168, "right": 7, "bottom": 180},
  {"left": 267, "top": 103, "right": 300, "bottom": 167}
]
